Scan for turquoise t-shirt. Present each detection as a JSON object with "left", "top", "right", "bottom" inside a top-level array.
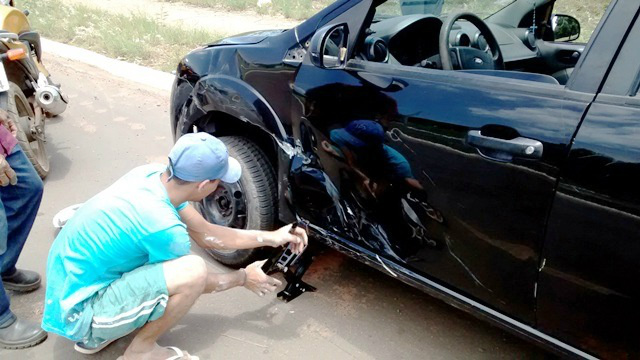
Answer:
[{"left": 42, "top": 164, "right": 190, "bottom": 340}]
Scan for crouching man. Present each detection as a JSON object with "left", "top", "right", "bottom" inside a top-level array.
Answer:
[{"left": 42, "top": 133, "right": 307, "bottom": 360}]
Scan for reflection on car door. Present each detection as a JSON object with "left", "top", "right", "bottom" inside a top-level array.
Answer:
[{"left": 292, "top": 60, "right": 600, "bottom": 324}]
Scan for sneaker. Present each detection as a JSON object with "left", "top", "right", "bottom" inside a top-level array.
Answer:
[{"left": 74, "top": 338, "right": 115, "bottom": 354}]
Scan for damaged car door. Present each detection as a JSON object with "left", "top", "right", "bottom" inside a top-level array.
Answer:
[{"left": 289, "top": 0, "right": 614, "bottom": 326}]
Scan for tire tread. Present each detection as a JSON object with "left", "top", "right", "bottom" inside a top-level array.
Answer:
[{"left": 205, "top": 135, "right": 278, "bottom": 267}]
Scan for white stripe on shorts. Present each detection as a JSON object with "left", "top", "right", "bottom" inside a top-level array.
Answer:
[
  {"left": 92, "top": 299, "right": 167, "bottom": 329},
  {"left": 92, "top": 294, "right": 169, "bottom": 324}
]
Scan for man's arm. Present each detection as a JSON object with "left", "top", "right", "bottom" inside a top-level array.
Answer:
[
  {"left": 205, "top": 269, "right": 245, "bottom": 294},
  {"left": 179, "top": 204, "right": 307, "bottom": 253},
  {"left": 204, "top": 260, "right": 282, "bottom": 297}
]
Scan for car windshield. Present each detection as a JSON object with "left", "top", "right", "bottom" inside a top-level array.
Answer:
[{"left": 375, "top": 0, "right": 516, "bottom": 19}]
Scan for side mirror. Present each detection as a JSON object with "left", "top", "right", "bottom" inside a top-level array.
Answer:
[
  {"left": 309, "top": 23, "right": 349, "bottom": 69},
  {"left": 551, "top": 14, "right": 580, "bottom": 42}
]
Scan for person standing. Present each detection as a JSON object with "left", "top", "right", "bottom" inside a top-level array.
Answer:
[{"left": 0, "top": 108, "right": 47, "bottom": 349}]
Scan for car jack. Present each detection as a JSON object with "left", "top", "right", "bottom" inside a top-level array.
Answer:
[
  {"left": 276, "top": 248, "right": 316, "bottom": 302},
  {"left": 262, "top": 224, "right": 316, "bottom": 302}
]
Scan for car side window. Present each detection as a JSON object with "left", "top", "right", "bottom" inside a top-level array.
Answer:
[
  {"left": 356, "top": 0, "right": 569, "bottom": 86},
  {"left": 552, "top": 0, "right": 610, "bottom": 43},
  {"left": 377, "top": 0, "right": 512, "bottom": 19}
]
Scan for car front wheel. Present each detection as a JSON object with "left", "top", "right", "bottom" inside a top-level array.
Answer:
[{"left": 194, "top": 135, "right": 278, "bottom": 268}]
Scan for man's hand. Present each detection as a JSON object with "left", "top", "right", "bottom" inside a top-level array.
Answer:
[
  {"left": 0, "top": 156, "right": 17, "bottom": 186},
  {"left": 6, "top": 117, "right": 17, "bottom": 137},
  {"left": 270, "top": 223, "right": 308, "bottom": 254},
  {"left": 0, "top": 109, "right": 17, "bottom": 137},
  {"left": 243, "top": 260, "right": 283, "bottom": 297}
]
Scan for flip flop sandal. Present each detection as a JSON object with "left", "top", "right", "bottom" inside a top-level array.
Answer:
[
  {"left": 116, "top": 346, "right": 199, "bottom": 360},
  {"left": 166, "top": 346, "right": 199, "bottom": 360},
  {"left": 74, "top": 338, "right": 115, "bottom": 354}
]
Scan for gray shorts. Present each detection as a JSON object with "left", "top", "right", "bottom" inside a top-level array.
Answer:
[{"left": 82, "top": 263, "right": 168, "bottom": 347}]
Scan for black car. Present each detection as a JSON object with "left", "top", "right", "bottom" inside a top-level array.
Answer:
[{"left": 170, "top": 0, "right": 640, "bottom": 357}]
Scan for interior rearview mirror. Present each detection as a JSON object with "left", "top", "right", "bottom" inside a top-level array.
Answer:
[
  {"left": 309, "top": 23, "right": 349, "bottom": 69},
  {"left": 552, "top": 14, "right": 580, "bottom": 42}
]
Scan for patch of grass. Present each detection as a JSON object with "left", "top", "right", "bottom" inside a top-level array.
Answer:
[
  {"left": 221, "top": 0, "right": 256, "bottom": 11},
  {"left": 160, "top": 0, "right": 333, "bottom": 20},
  {"left": 270, "top": 0, "right": 315, "bottom": 19},
  {"left": 21, "top": 0, "right": 222, "bottom": 72}
]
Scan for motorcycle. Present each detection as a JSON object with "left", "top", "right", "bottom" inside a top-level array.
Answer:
[{"left": 0, "top": 2, "right": 68, "bottom": 178}]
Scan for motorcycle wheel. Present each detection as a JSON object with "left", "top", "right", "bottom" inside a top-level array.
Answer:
[{"left": 10, "top": 82, "right": 49, "bottom": 178}]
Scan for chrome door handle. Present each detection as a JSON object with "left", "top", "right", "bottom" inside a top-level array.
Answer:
[{"left": 467, "top": 130, "right": 543, "bottom": 160}]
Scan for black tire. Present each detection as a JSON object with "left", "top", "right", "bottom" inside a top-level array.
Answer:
[
  {"left": 10, "top": 82, "right": 49, "bottom": 178},
  {"left": 195, "top": 135, "right": 278, "bottom": 268}
]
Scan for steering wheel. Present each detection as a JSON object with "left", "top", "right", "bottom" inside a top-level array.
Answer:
[{"left": 439, "top": 11, "right": 504, "bottom": 71}]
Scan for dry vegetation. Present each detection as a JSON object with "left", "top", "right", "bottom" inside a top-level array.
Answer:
[
  {"left": 160, "top": 0, "right": 334, "bottom": 20},
  {"left": 22, "top": 0, "right": 222, "bottom": 71}
]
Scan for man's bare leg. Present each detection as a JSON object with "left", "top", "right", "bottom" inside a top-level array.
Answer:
[
  {"left": 122, "top": 255, "right": 207, "bottom": 360},
  {"left": 121, "top": 256, "right": 280, "bottom": 359}
]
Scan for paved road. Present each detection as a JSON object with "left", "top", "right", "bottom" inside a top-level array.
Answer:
[{"left": 0, "top": 55, "right": 548, "bottom": 359}]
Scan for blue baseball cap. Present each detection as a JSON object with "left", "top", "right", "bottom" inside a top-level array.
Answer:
[
  {"left": 168, "top": 133, "right": 242, "bottom": 183},
  {"left": 331, "top": 120, "right": 385, "bottom": 149}
]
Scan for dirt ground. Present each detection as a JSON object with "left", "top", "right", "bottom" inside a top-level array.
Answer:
[{"left": 0, "top": 55, "right": 548, "bottom": 359}]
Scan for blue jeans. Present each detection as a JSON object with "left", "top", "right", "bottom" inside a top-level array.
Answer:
[{"left": 0, "top": 145, "right": 43, "bottom": 326}]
